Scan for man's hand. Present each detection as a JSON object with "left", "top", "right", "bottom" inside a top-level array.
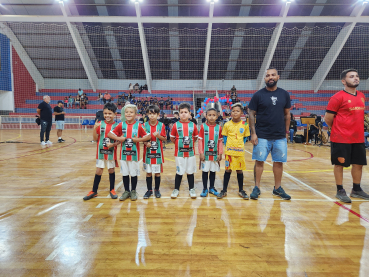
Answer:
[
  {"left": 62, "top": 112, "right": 66, "bottom": 114},
  {"left": 251, "top": 133, "right": 258, "bottom": 146},
  {"left": 217, "top": 154, "right": 222, "bottom": 162},
  {"left": 200, "top": 153, "right": 205, "bottom": 162}
]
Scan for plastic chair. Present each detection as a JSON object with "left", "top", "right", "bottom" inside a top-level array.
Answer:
[
  {"left": 81, "top": 119, "right": 89, "bottom": 126},
  {"left": 89, "top": 119, "right": 95, "bottom": 126}
]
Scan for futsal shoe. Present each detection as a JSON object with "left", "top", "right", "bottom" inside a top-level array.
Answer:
[
  {"left": 130, "top": 190, "right": 138, "bottom": 201},
  {"left": 109, "top": 189, "right": 118, "bottom": 199},
  {"left": 119, "top": 191, "right": 130, "bottom": 201},
  {"left": 46, "top": 140, "right": 53, "bottom": 145},
  {"left": 336, "top": 189, "right": 351, "bottom": 203},
  {"left": 83, "top": 191, "right": 98, "bottom": 201},
  {"left": 250, "top": 186, "right": 261, "bottom": 200},
  {"left": 238, "top": 190, "right": 249, "bottom": 200},
  {"left": 171, "top": 189, "right": 179, "bottom": 199},
  {"left": 154, "top": 190, "right": 161, "bottom": 198},
  {"left": 209, "top": 187, "right": 219, "bottom": 196},
  {"left": 217, "top": 190, "right": 227, "bottom": 199},
  {"left": 189, "top": 188, "right": 197, "bottom": 199},
  {"left": 144, "top": 190, "right": 153, "bottom": 199},
  {"left": 41, "top": 141, "right": 46, "bottom": 146},
  {"left": 200, "top": 189, "right": 208, "bottom": 197},
  {"left": 350, "top": 189, "right": 369, "bottom": 200},
  {"left": 272, "top": 186, "right": 291, "bottom": 200}
]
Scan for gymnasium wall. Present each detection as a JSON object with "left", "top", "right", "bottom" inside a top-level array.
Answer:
[{"left": 0, "top": 33, "right": 13, "bottom": 113}]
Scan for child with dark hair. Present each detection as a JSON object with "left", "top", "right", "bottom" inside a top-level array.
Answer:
[
  {"left": 198, "top": 107, "right": 223, "bottom": 197},
  {"left": 83, "top": 102, "right": 120, "bottom": 201},
  {"left": 170, "top": 102, "right": 198, "bottom": 199},
  {"left": 142, "top": 105, "right": 167, "bottom": 199}
]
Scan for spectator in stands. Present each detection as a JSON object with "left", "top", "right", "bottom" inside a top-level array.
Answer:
[
  {"left": 75, "top": 95, "right": 81, "bottom": 108},
  {"left": 134, "top": 83, "right": 139, "bottom": 92},
  {"left": 67, "top": 95, "right": 74, "bottom": 108},
  {"left": 64, "top": 97, "right": 68, "bottom": 108},
  {"left": 292, "top": 104, "right": 298, "bottom": 110},
  {"left": 117, "top": 95, "right": 124, "bottom": 108},
  {"left": 54, "top": 100, "right": 66, "bottom": 143},
  {"left": 139, "top": 85, "right": 143, "bottom": 94},
  {"left": 81, "top": 94, "right": 88, "bottom": 109},
  {"left": 289, "top": 113, "right": 297, "bottom": 143},
  {"left": 216, "top": 112, "right": 223, "bottom": 125},
  {"left": 159, "top": 97, "right": 164, "bottom": 111},
  {"left": 128, "top": 92, "right": 133, "bottom": 101},
  {"left": 129, "top": 83, "right": 134, "bottom": 93},
  {"left": 131, "top": 96, "right": 137, "bottom": 105},
  {"left": 98, "top": 92, "right": 104, "bottom": 104},
  {"left": 190, "top": 113, "right": 197, "bottom": 125},
  {"left": 159, "top": 113, "right": 171, "bottom": 141},
  {"left": 172, "top": 112, "right": 179, "bottom": 124},
  {"left": 84, "top": 93, "right": 89, "bottom": 105},
  {"left": 143, "top": 84, "right": 148, "bottom": 90},
  {"left": 170, "top": 98, "right": 174, "bottom": 110},
  {"left": 308, "top": 114, "right": 319, "bottom": 144},
  {"left": 149, "top": 97, "right": 154, "bottom": 105},
  {"left": 78, "top": 88, "right": 83, "bottom": 97},
  {"left": 37, "top": 95, "right": 53, "bottom": 146},
  {"left": 230, "top": 86, "right": 237, "bottom": 103},
  {"left": 103, "top": 92, "right": 111, "bottom": 104}
]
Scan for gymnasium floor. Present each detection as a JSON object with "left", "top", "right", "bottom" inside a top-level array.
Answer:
[{"left": 0, "top": 129, "right": 368, "bottom": 277}]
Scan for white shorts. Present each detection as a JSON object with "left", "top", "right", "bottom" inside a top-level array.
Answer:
[
  {"left": 96, "top": 159, "right": 115, "bottom": 169},
  {"left": 201, "top": 160, "right": 220, "bottom": 172},
  {"left": 120, "top": 160, "right": 140, "bottom": 177},
  {"left": 175, "top": 156, "right": 197, "bottom": 175},
  {"left": 143, "top": 163, "right": 162, "bottom": 174},
  {"left": 55, "top": 121, "right": 64, "bottom": 130}
]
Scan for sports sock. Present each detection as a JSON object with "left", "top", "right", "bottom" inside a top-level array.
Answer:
[
  {"left": 92, "top": 174, "right": 102, "bottom": 193},
  {"left": 209, "top": 171, "right": 216, "bottom": 189},
  {"left": 187, "top": 174, "right": 194, "bottom": 190},
  {"left": 109, "top": 172, "right": 115, "bottom": 191},
  {"left": 223, "top": 171, "right": 231, "bottom": 192},
  {"left": 336, "top": 184, "right": 343, "bottom": 191},
  {"left": 58, "top": 137, "right": 62, "bottom": 140},
  {"left": 155, "top": 176, "right": 161, "bottom": 190},
  {"left": 131, "top": 176, "right": 138, "bottom": 191},
  {"left": 123, "top": 176, "right": 130, "bottom": 191},
  {"left": 237, "top": 172, "right": 244, "bottom": 192},
  {"left": 175, "top": 174, "right": 183, "bottom": 190},
  {"left": 202, "top": 171, "right": 208, "bottom": 190},
  {"left": 353, "top": 183, "right": 362, "bottom": 192},
  {"left": 146, "top": 176, "right": 153, "bottom": 191}
]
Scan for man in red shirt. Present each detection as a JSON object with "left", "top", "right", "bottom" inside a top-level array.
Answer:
[{"left": 325, "top": 69, "right": 368, "bottom": 203}]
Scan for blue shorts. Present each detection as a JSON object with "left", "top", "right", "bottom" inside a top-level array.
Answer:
[{"left": 252, "top": 138, "right": 287, "bottom": 163}]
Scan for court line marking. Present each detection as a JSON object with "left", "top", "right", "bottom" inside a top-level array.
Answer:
[
  {"left": 45, "top": 249, "right": 58, "bottom": 261},
  {"left": 335, "top": 201, "right": 369, "bottom": 223},
  {"left": 45, "top": 230, "right": 78, "bottom": 261},
  {"left": 96, "top": 203, "right": 104, "bottom": 208},
  {"left": 82, "top": 214, "right": 93, "bottom": 222},
  {"left": 36, "top": 202, "right": 66, "bottom": 216},
  {"left": 106, "top": 181, "right": 123, "bottom": 198}
]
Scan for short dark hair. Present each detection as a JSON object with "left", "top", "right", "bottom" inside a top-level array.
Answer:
[
  {"left": 103, "top": 102, "right": 117, "bottom": 113},
  {"left": 179, "top": 102, "right": 191, "bottom": 112},
  {"left": 340, "top": 69, "right": 358, "bottom": 80},
  {"left": 147, "top": 105, "right": 160, "bottom": 114},
  {"left": 266, "top": 67, "right": 278, "bottom": 74},
  {"left": 206, "top": 107, "right": 217, "bottom": 114},
  {"left": 231, "top": 103, "right": 243, "bottom": 111},
  {"left": 174, "top": 111, "right": 179, "bottom": 115}
]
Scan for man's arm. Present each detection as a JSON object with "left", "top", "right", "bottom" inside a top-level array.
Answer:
[
  {"left": 248, "top": 108, "right": 258, "bottom": 146},
  {"left": 284, "top": 108, "right": 291, "bottom": 133},
  {"left": 324, "top": 112, "right": 335, "bottom": 129},
  {"left": 36, "top": 109, "right": 41, "bottom": 115}
]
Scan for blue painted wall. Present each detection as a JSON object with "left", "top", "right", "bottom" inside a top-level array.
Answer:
[{"left": 0, "top": 34, "right": 11, "bottom": 91}]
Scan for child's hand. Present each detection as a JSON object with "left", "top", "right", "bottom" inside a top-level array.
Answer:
[
  {"left": 146, "top": 142, "right": 151, "bottom": 148},
  {"left": 106, "top": 142, "right": 114, "bottom": 149},
  {"left": 200, "top": 153, "right": 205, "bottom": 161},
  {"left": 153, "top": 131, "right": 159, "bottom": 137},
  {"left": 217, "top": 154, "right": 222, "bottom": 162},
  {"left": 94, "top": 121, "right": 101, "bottom": 129},
  {"left": 118, "top": 136, "right": 126, "bottom": 142},
  {"left": 132, "top": 134, "right": 139, "bottom": 143}
]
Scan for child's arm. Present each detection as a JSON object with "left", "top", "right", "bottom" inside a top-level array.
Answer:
[
  {"left": 108, "top": 124, "right": 126, "bottom": 143},
  {"left": 132, "top": 124, "right": 151, "bottom": 143},
  {"left": 170, "top": 123, "right": 177, "bottom": 143},
  {"left": 193, "top": 124, "right": 199, "bottom": 143},
  {"left": 92, "top": 121, "right": 101, "bottom": 141},
  {"left": 217, "top": 140, "right": 223, "bottom": 162}
]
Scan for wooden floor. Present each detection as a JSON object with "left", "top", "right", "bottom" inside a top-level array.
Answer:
[{"left": 0, "top": 129, "right": 369, "bottom": 277}]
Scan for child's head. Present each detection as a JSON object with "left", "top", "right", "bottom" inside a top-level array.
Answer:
[
  {"left": 147, "top": 105, "right": 160, "bottom": 122},
  {"left": 206, "top": 108, "right": 218, "bottom": 123},
  {"left": 231, "top": 103, "right": 243, "bottom": 120},
  {"left": 123, "top": 104, "right": 137, "bottom": 122},
  {"left": 174, "top": 112, "right": 179, "bottom": 118},
  {"left": 103, "top": 102, "right": 117, "bottom": 123},
  {"left": 178, "top": 103, "right": 191, "bottom": 122}
]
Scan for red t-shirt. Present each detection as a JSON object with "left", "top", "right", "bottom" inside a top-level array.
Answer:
[
  {"left": 198, "top": 123, "right": 223, "bottom": 162},
  {"left": 326, "top": 90, "right": 365, "bottom": 144},
  {"left": 95, "top": 121, "right": 118, "bottom": 161},
  {"left": 170, "top": 121, "right": 198, "bottom": 157},
  {"left": 143, "top": 121, "right": 166, "bottom": 165}
]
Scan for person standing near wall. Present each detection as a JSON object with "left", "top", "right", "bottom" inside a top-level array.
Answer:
[
  {"left": 54, "top": 100, "right": 66, "bottom": 143},
  {"left": 37, "top": 95, "right": 53, "bottom": 146}
]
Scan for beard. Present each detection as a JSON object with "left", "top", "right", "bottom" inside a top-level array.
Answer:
[
  {"left": 346, "top": 82, "right": 359, "bottom": 88},
  {"left": 265, "top": 79, "right": 278, "bottom": 88}
]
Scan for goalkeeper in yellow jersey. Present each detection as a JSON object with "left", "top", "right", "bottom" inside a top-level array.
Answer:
[{"left": 217, "top": 103, "right": 250, "bottom": 199}]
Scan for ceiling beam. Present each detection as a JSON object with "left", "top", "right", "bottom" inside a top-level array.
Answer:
[
  {"left": 59, "top": 2, "right": 98, "bottom": 92},
  {"left": 0, "top": 15, "right": 368, "bottom": 24},
  {"left": 256, "top": 1, "right": 291, "bottom": 90},
  {"left": 202, "top": 1, "right": 214, "bottom": 92},
  {"left": 311, "top": 2, "right": 367, "bottom": 92},
  {"left": 135, "top": 2, "right": 152, "bottom": 93},
  {"left": 168, "top": 0, "right": 180, "bottom": 80}
]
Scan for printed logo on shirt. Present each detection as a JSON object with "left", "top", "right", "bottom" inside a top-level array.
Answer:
[
  {"left": 182, "top": 136, "right": 190, "bottom": 145},
  {"left": 225, "top": 161, "right": 230, "bottom": 167},
  {"left": 271, "top": 96, "right": 278, "bottom": 105},
  {"left": 240, "top": 128, "right": 244, "bottom": 134},
  {"left": 189, "top": 127, "right": 193, "bottom": 132},
  {"left": 132, "top": 130, "right": 138, "bottom": 137},
  {"left": 207, "top": 140, "right": 215, "bottom": 148},
  {"left": 125, "top": 138, "right": 133, "bottom": 148}
]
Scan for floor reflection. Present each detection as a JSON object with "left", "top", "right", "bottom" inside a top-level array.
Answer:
[{"left": 135, "top": 203, "right": 151, "bottom": 266}]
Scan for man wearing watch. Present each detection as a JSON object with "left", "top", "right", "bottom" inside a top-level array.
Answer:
[{"left": 248, "top": 67, "right": 292, "bottom": 200}]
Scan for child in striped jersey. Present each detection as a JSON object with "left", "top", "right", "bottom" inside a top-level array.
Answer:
[
  {"left": 198, "top": 107, "right": 223, "bottom": 197},
  {"left": 142, "top": 105, "right": 167, "bottom": 199},
  {"left": 170, "top": 102, "right": 199, "bottom": 199},
  {"left": 83, "top": 103, "right": 120, "bottom": 201},
  {"left": 108, "top": 104, "right": 151, "bottom": 201}
]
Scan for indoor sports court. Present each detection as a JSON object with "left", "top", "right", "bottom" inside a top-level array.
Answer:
[{"left": 0, "top": 0, "right": 369, "bottom": 276}]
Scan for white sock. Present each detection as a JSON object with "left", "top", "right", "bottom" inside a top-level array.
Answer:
[{"left": 58, "top": 137, "right": 62, "bottom": 140}]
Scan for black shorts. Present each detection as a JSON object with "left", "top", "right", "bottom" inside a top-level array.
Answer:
[{"left": 331, "top": 142, "right": 367, "bottom": 167}]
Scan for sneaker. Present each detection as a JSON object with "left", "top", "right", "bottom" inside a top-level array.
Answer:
[
  {"left": 46, "top": 140, "right": 53, "bottom": 145},
  {"left": 272, "top": 186, "right": 291, "bottom": 200},
  {"left": 171, "top": 189, "right": 179, "bottom": 199},
  {"left": 154, "top": 190, "right": 161, "bottom": 198},
  {"left": 238, "top": 190, "right": 249, "bottom": 200},
  {"left": 144, "top": 190, "right": 153, "bottom": 199},
  {"left": 130, "top": 190, "right": 138, "bottom": 201},
  {"left": 83, "top": 191, "right": 97, "bottom": 201},
  {"left": 350, "top": 189, "right": 369, "bottom": 200},
  {"left": 119, "top": 191, "right": 130, "bottom": 201},
  {"left": 189, "top": 188, "right": 197, "bottom": 199},
  {"left": 217, "top": 190, "right": 227, "bottom": 199},
  {"left": 109, "top": 189, "right": 118, "bottom": 199},
  {"left": 41, "top": 141, "right": 46, "bottom": 146},
  {"left": 209, "top": 187, "right": 219, "bottom": 196},
  {"left": 60, "top": 138, "right": 65, "bottom": 143},
  {"left": 200, "top": 189, "right": 208, "bottom": 197},
  {"left": 57, "top": 139, "right": 62, "bottom": 143},
  {"left": 336, "top": 189, "right": 351, "bottom": 203},
  {"left": 250, "top": 186, "right": 261, "bottom": 200}
]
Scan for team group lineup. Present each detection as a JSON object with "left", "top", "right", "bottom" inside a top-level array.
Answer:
[{"left": 82, "top": 67, "right": 369, "bottom": 203}]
